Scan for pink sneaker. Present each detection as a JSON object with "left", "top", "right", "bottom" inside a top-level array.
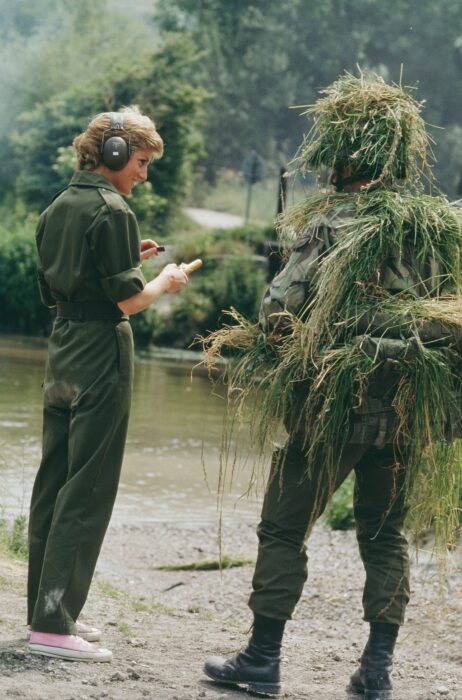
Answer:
[
  {"left": 74, "top": 621, "right": 102, "bottom": 642},
  {"left": 29, "top": 632, "right": 112, "bottom": 662},
  {"left": 27, "top": 622, "right": 102, "bottom": 642}
]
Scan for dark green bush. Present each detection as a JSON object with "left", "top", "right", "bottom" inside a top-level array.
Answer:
[
  {"left": 0, "top": 515, "right": 28, "bottom": 560},
  {"left": 324, "top": 474, "right": 355, "bottom": 530},
  {"left": 151, "top": 252, "right": 267, "bottom": 348},
  {"left": 0, "top": 206, "right": 51, "bottom": 335}
]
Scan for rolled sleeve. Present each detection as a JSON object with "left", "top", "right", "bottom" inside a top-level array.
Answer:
[
  {"left": 90, "top": 204, "right": 147, "bottom": 303},
  {"left": 100, "top": 266, "right": 146, "bottom": 302}
]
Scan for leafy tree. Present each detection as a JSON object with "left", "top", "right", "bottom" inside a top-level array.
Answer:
[
  {"left": 157, "top": 0, "right": 462, "bottom": 195},
  {"left": 136, "top": 33, "right": 209, "bottom": 228},
  {"left": 0, "top": 205, "right": 50, "bottom": 334},
  {"left": 2, "top": 0, "right": 207, "bottom": 230}
]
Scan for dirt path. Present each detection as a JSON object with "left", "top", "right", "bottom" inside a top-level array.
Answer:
[
  {"left": 0, "top": 520, "right": 461, "bottom": 700},
  {"left": 184, "top": 208, "right": 245, "bottom": 229}
]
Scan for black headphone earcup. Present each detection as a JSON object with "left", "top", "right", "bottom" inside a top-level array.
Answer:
[{"left": 101, "top": 136, "right": 129, "bottom": 170}]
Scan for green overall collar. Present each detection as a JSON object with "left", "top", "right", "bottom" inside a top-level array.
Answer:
[{"left": 68, "top": 171, "right": 121, "bottom": 195}]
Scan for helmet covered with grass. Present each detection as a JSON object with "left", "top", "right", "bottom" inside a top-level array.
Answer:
[{"left": 299, "top": 71, "right": 431, "bottom": 186}]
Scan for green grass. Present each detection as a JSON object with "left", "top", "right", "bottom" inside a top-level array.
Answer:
[
  {"left": 116, "top": 620, "right": 132, "bottom": 637},
  {"left": 96, "top": 580, "right": 125, "bottom": 601},
  {"left": 96, "top": 579, "right": 177, "bottom": 617},
  {"left": 299, "top": 70, "right": 431, "bottom": 186},
  {"left": 0, "top": 515, "right": 28, "bottom": 561},
  {"left": 154, "top": 554, "right": 255, "bottom": 571}
]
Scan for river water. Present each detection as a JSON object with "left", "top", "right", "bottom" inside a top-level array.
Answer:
[{"left": 0, "top": 336, "right": 263, "bottom": 525}]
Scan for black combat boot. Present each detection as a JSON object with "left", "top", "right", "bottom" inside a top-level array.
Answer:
[
  {"left": 203, "top": 614, "right": 285, "bottom": 696},
  {"left": 347, "top": 622, "right": 399, "bottom": 700}
]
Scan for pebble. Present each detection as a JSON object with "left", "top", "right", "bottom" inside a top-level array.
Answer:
[
  {"left": 127, "top": 637, "right": 146, "bottom": 647},
  {"left": 436, "top": 688, "right": 450, "bottom": 696},
  {"left": 110, "top": 671, "right": 128, "bottom": 682}
]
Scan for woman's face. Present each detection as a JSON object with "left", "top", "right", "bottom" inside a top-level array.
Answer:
[{"left": 105, "top": 148, "right": 155, "bottom": 196}]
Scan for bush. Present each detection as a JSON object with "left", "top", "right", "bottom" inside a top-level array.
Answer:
[
  {"left": 151, "top": 251, "right": 267, "bottom": 348},
  {"left": 324, "top": 462, "right": 462, "bottom": 533},
  {"left": 0, "top": 205, "right": 51, "bottom": 335},
  {"left": 324, "top": 474, "right": 355, "bottom": 530},
  {"left": 0, "top": 515, "right": 28, "bottom": 560}
]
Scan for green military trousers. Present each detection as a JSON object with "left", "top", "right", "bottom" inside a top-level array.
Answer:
[
  {"left": 249, "top": 432, "right": 411, "bottom": 626},
  {"left": 28, "top": 318, "right": 134, "bottom": 634}
]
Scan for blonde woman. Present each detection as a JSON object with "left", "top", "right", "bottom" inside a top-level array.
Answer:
[{"left": 28, "top": 108, "right": 188, "bottom": 661}]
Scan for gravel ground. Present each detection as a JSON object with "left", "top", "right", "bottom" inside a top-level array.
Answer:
[{"left": 0, "top": 519, "right": 460, "bottom": 700}]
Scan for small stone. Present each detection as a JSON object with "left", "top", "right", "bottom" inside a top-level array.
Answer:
[
  {"left": 436, "top": 688, "right": 450, "bottom": 696},
  {"left": 110, "top": 671, "right": 128, "bottom": 682},
  {"left": 127, "top": 637, "right": 146, "bottom": 647}
]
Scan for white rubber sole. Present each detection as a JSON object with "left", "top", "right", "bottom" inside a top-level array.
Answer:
[
  {"left": 29, "top": 643, "right": 112, "bottom": 663},
  {"left": 26, "top": 627, "right": 102, "bottom": 642},
  {"left": 75, "top": 629, "right": 101, "bottom": 642}
]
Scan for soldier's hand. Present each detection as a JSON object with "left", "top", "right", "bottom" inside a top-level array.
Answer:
[{"left": 159, "top": 264, "right": 188, "bottom": 293}]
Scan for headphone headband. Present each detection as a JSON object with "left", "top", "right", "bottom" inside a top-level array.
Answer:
[
  {"left": 101, "top": 112, "right": 130, "bottom": 171},
  {"left": 109, "top": 112, "right": 124, "bottom": 130}
]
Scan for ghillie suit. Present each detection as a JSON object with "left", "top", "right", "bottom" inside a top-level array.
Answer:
[
  {"left": 203, "top": 72, "right": 462, "bottom": 699},
  {"left": 204, "top": 72, "right": 462, "bottom": 552}
]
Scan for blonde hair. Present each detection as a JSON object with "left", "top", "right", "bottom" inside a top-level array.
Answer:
[{"left": 73, "top": 105, "right": 164, "bottom": 171}]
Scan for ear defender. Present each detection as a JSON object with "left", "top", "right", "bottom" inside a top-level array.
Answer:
[{"left": 101, "top": 112, "right": 130, "bottom": 170}]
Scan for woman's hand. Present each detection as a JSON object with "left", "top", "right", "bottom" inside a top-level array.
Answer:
[
  {"left": 140, "top": 238, "right": 163, "bottom": 261},
  {"left": 117, "top": 263, "right": 188, "bottom": 315},
  {"left": 159, "top": 264, "right": 189, "bottom": 293}
]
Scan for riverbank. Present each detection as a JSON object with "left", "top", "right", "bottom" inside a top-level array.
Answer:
[{"left": 0, "top": 519, "right": 461, "bottom": 700}]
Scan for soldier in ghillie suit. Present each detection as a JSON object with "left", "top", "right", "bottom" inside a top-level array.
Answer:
[{"left": 202, "top": 72, "right": 462, "bottom": 699}]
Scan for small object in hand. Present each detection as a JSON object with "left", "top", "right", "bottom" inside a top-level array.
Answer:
[
  {"left": 180, "top": 259, "right": 203, "bottom": 275},
  {"left": 156, "top": 245, "right": 166, "bottom": 252}
]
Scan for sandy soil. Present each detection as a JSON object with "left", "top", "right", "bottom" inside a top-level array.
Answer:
[{"left": 0, "top": 519, "right": 461, "bottom": 700}]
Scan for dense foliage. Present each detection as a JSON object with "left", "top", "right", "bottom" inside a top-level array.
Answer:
[
  {"left": 2, "top": 0, "right": 462, "bottom": 345},
  {"left": 0, "top": 0, "right": 206, "bottom": 226},
  {"left": 157, "top": 0, "right": 462, "bottom": 196},
  {"left": 0, "top": 212, "right": 270, "bottom": 344}
]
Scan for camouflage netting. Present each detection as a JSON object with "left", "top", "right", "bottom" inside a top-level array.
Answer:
[
  {"left": 298, "top": 71, "right": 432, "bottom": 187},
  {"left": 202, "top": 72, "right": 462, "bottom": 552}
]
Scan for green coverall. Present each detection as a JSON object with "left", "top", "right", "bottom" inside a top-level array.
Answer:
[{"left": 28, "top": 171, "right": 146, "bottom": 634}]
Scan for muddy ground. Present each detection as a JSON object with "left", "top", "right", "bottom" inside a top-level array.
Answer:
[{"left": 0, "top": 519, "right": 461, "bottom": 700}]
